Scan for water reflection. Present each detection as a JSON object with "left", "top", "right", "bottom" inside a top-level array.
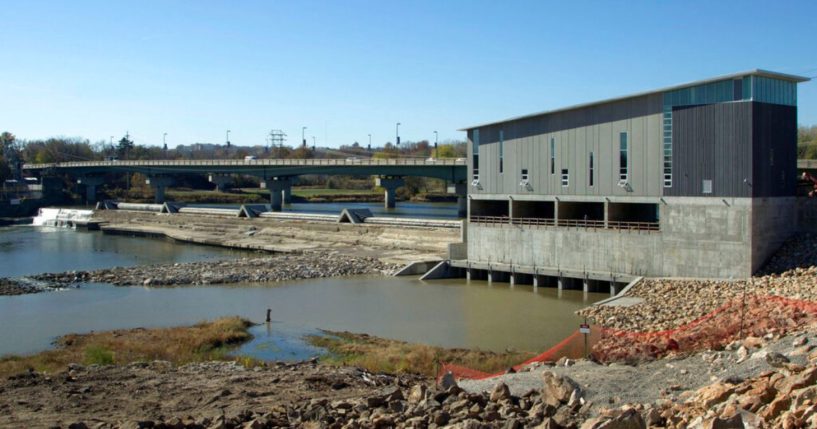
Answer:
[
  {"left": 0, "top": 226, "right": 254, "bottom": 277},
  {"left": 0, "top": 276, "right": 605, "bottom": 359}
]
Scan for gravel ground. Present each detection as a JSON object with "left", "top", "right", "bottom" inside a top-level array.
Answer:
[{"left": 459, "top": 331, "right": 814, "bottom": 410}]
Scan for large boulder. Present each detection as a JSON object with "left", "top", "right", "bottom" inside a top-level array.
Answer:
[
  {"left": 542, "top": 371, "right": 583, "bottom": 405},
  {"left": 490, "top": 382, "right": 512, "bottom": 402},
  {"left": 580, "top": 408, "right": 645, "bottom": 429}
]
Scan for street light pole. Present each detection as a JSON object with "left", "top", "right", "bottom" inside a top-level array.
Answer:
[
  {"left": 163, "top": 133, "right": 168, "bottom": 149},
  {"left": 302, "top": 127, "right": 307, "bottom": 147},
  {"left": 433, "top": 130, "right": 438, "bottom": 157},
  {"left": 312, "top": 136, "right": 316, "bottom": 151},
  {"left": 368, "top": 134, "right": 372, "bottom": 151},
  {"left": 226, "top": 130, "right": 231, "bottom": 148},
  {"left": 396, "top": 122, "right": 401, "bottom": 159}
]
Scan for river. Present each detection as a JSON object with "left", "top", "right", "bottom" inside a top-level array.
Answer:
[{"left": 0, "top": 225, "right": 606, "bottom": 360}]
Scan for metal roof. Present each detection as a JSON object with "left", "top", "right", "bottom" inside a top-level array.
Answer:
[{"left": 459, "top": 69, "right": 810, "bottom": 131}]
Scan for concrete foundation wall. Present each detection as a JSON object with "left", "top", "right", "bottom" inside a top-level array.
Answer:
[
  {"left": 751, "top": 197, "right": 797, "bottom": 271},
  {"left": 467, "top": 196, "right": 758, "bottom": 279}
]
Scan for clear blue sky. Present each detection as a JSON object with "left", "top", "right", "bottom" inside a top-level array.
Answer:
[{"left": 2, "top": 0, "right": 816, "bottom": 148}]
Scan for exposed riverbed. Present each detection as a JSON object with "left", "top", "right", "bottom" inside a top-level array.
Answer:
[{"left": 0, "top": 225, "right": 606, "bottom": 361}]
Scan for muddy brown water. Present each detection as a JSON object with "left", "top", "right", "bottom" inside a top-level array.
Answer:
[{"left": 0, "top": 226, "right": 606, "bottom": 360}]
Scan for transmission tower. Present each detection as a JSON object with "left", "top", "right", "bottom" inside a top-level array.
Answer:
[{"left": 268, "top": 129, "right": 287, "bottom": 157}]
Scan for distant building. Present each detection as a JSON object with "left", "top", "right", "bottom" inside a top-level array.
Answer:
[{"left": 458, "top": 70, "right": 809, "bottom": 283}]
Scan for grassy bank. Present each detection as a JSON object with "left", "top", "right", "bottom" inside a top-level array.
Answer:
[
  {"left": 0, "top": 317, "right": 252, "bottom": 378},
  {"left": 308, "top": 331, "right": 535, "bottom": 376}
]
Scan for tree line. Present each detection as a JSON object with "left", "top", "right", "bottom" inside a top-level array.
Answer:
[
  {"left": 0, "top": 131, "right": 467, "bottom": 184},
  {"left": 799, "top": 125, "right": 817, "bottom": 159}
]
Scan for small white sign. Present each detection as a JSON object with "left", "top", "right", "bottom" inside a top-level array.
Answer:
[{"left": 579, "top": 323, "right": 590, "bottom": 334}]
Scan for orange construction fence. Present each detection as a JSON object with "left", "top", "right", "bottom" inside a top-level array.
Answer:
[{"left": 439, "top": 294, "right": 817, "bottom": 382}]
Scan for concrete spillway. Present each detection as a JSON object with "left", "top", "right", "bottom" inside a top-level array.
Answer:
[{"left": 31, "top": 208, "right": 96, "bottom": 228}]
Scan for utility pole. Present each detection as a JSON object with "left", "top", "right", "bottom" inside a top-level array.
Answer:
[
  {"left": 312, "top": 136, "right": 316, "bottom": 151},
  {"left": 368, "top": 134, "right": 372, "bottom": 151}
]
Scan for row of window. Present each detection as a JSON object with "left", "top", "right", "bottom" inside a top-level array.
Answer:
[{"left": 472, "top": 131, "right": 630, "bottom": 188}]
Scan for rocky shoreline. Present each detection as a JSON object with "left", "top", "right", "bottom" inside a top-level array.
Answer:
[
  {"left": 579, "top": 233, "right": 817, "bottom": 332},
  {"left": 17, "top": 253, "right": 397, "bottom": 290},
  {"left": 0, "top": 278, "right": 50, "bottom": 296}
]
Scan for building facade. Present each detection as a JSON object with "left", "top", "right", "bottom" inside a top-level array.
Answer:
[{"left": 459, "top": 70, "right": 808, "bottom": 281}]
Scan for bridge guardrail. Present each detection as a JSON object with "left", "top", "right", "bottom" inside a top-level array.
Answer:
[{"left": 22, "top": 158, "right": 467, "bottom": 169}]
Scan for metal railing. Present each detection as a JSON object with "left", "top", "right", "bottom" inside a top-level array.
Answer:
[
  {"left": 22, "top": 157, "right": 467, "bottom": 169},
  {"left": 555, "top": 218, "right": 606, "bottom": 229},
  {"left": 470, "top": 216, "right": 660, "bottom": 232},
  {"left": 606, "top": 220, "right": 660, "bottom": 231}
]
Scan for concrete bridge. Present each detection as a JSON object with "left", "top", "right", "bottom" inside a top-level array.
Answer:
[{"left": 22, "top": 158, "right": 468, "bottom": 213}]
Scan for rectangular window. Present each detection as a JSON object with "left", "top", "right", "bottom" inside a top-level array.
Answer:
[
  {"left": 499, "top": 130, "right": 504, "bottom": 174},
  {"left": 472, "top": 130, "right": 480, "bottom": 183},
  {"left": 521, "top": 168, "right": 529, "bottom": 182},
  {"left": 589, "top": 152, "right": 594, "bottom": 187},
  {"left": 733, "top": 78, "right": 743, "bottom": 101},
  {"left": 619, "top": 132, "right": 628, "bottom": 182},
  {"left": 561, "top": 169, "right": 569, "bottom": 187},
  {"left": 702, "top": 180, "right": 713, "bottom": 194},
  {"left": 550, "top": 138, "right": 555, "bottom": 175},
  {"left": 663, "top": 107, "right": 673, "bottom": 187}
]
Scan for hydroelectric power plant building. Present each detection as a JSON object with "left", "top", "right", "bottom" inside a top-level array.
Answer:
[{"left": 454, "top": 70, "right": 809, "bottom": 287}]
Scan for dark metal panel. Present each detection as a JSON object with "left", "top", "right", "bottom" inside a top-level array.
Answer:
[
  {"left": 752, "top": 103, "right": 797, "bottom": 197},
  {"left": 666, "top": 102, "right": 753, "bottom": 197}
]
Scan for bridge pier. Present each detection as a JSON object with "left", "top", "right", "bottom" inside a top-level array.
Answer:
[
  {"left": 77, "top": 176, "right": 105, "bottom": 204},
  {"left": 375, "top": 176, "right": 404, "bottom": 209},
  {"left": 208, "top": 174, "right": 231, "bottom": 192},
  {"left": 266, "top": 178, "right": 291, "bottom": 211},
  {"left": 282, "top": 183, "right": 292, "bottom": 204},
  {"left": 145, "top": 176, "right": 174, "bottom": 204},
  {"left": 448, "top": 182, "right": 467, "bottom": 218}
]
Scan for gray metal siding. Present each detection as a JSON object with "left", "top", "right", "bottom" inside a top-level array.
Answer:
[
  {"left": 752, "top": 103, "right": 797, "bottom": 197},
  {"left": 469, "top": 94, "right": 664, "bottom": 198},
  {"left": 665, "top": 102, "right": 754, "bottom": 198}
]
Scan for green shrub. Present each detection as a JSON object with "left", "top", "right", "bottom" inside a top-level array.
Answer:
[{"left": 84, "top": 345, "right": 115, "bottom": 365}]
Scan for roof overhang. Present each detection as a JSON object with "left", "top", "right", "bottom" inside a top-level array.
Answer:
[{"left": 459, "top": 69, "right": 811, "bottom": 131}]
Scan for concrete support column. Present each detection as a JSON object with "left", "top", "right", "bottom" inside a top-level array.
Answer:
[
  {"left": 466, "top": 268, "right": 472, "bottom": 281},
  {"left": 487, "top": 270, "right": 493, "bottom": 284},
  {"left": 146, "top": 176, "right": 174, "bottom": 204},
  {"left": 532, "top": 274, "right": 539, "bottom": 291},
  {"left": 557, "top": 276, "right": 564, "bottom": 290},
  {"left": 265, "top": 177, "right": 291, "bottom": 212},
  {"left": 554, "top": 200, "right": 560, "bottom": 225},
  {"left": 610, "top": 282, "right": 618, "bottom": 296},
  {"left": 604, "top": 199, "right": 609, "bottom": 229},
  {"left": 376, "top": 176, "right": 404, "bottom": 209},
  {"left": 282, "top": 181, "right": 292, "bottom": 204},
  {"left": 208, "top": 174, "right": 231, "bottom": 192},
  {"left": 509, "top": 271, "right": 516, "bottom": 287},
  {"left": 448, "top": 182, "right": 467, "bottom": 218},
  {"left": 583, "top": 277, "right": 589, "bottom": 293},
  {"left": 77, "top": 176, "right": 105, "bottom": 204}
]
